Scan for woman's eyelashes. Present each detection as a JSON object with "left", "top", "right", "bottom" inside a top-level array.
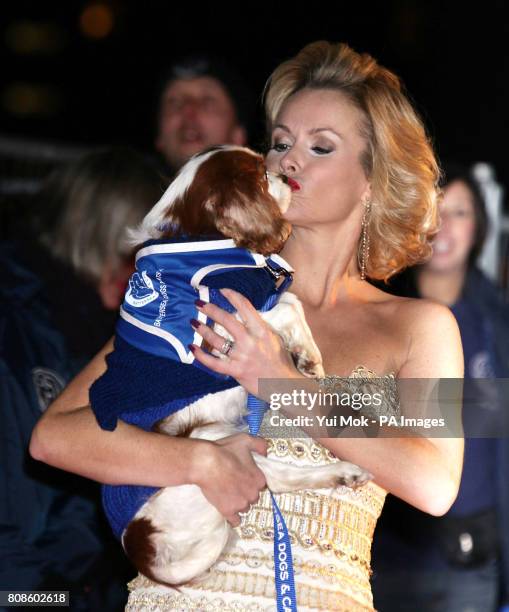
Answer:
[
  {"left": 270, "top": 141, "right": 333, "bottom": 155},
  {"left": 312, "top": 146, "right": 333, "bottom": 155},
  {"left": 271, "top": 142, "right": 290, "bottom": 153}
]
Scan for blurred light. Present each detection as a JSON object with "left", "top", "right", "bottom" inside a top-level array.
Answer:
[
  {"left": 4, "top": 21, "right": 65, "bottom": 55},
  {"left": 1, "top": 83, "right": 62, "bottom": 117},
  {"left": 79, "top": 3, "right": 114, "bottom": 39}
]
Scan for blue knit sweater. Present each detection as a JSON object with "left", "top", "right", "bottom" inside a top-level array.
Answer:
[{"left": 89, "top": 237, "right": 293, "bottom": 539}]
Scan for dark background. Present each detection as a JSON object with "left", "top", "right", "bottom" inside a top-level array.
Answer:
[{"left": 1, "top": 0, "right": 508, "bottom": 193}]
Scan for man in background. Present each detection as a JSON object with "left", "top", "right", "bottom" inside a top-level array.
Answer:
[{"left": 154, "top": 56, "right": 254, "bottom": 173}]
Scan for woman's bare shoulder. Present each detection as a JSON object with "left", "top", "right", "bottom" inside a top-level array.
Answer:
[
  {"left": 394, "top": 298, "right": 462, "bottom": 378},
  {"left": 368, "top": 283, "right": 455, "bottom": 328},
  {"left": 363, "top": 286, "right": 462, "bottom": 377},
  {"left": 393, "top": 294, "right": 457, "bottom": 332}
]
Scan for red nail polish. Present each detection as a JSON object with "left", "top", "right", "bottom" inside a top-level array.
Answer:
[
  {"left": 188, "top": 344, "right": 196, "bottom": 353},
  {"left": 190, "top": 318, "right": 200, "bottom": 329},
  {"left": 195, "top": 299, "right": 207, "bottom": 308}
]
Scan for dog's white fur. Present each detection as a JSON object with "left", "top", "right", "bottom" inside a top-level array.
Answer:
[{"left": 121, "top": 146, "right": 372, "bottom": 585}]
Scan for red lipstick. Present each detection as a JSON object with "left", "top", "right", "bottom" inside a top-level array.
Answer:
[{"left": 286, "top": 177, "right": 301, "bottom": 191}]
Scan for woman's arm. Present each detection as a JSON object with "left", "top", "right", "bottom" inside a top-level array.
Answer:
[
  {"left": 190, "top": 290, "right": 464, "bottom": 517},
  {"left": 29, "top": 337, "right": 268, "bottom": 526}
]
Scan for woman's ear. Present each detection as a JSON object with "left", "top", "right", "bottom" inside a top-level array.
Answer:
[{"left": 361, "top": 183, "right": 372, "bottom": 204}]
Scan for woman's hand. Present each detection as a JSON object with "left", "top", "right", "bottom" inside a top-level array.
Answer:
[
  {"left": 195, "top": 433, "right": 268, "bottom": 526},
  {"left": 189, "top": 288, "right": 303, "bottom": 398}
]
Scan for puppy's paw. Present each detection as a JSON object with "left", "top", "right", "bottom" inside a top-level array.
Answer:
[
  {"left": 333, "top": 462, "right": 373, "bottom": 489},
  {"left": 263, "top": 293, "right": 324, "bottom": 378},
  {"left": 291, "top": 346, "right": 325, "bottom": 379}
]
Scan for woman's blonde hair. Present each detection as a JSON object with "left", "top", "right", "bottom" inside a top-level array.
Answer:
[{"left": 264, "top": 41, "right": 440, "bottom": 281}]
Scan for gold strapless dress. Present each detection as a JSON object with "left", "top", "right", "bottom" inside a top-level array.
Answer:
[{"left": 126, "top": 367, "right": 395, "bottom": 611}]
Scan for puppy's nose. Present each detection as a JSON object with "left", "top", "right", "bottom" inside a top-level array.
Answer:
[{"left": 280, "top": 174, "right": 289, "bottom": 184}]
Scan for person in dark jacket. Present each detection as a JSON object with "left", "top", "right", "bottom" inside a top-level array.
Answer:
[
  {"left": 372, "top": 163, "right": 509, "bottom": 612},
  {"left": 0, "top": 148, "right": 163, "bottom": 610}
]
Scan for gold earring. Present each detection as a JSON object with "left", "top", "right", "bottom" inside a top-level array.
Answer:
[{"left": 360, "top": 198, "right": 371, "bottom": 281}]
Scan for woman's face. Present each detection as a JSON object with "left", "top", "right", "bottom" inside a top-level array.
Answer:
[
  {"left": 427, "top": 180, "right": 477, "bottom": 273},
  {"left": 265, "top": 88, "right": 370, "bottom": 227}
]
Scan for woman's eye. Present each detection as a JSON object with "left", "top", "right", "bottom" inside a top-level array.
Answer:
[
  {"left": 312, "top": 146, "right": 332, "bottom": 155},
  {"left": 271, "top": 142, "right": 289, "bottom": 153}
]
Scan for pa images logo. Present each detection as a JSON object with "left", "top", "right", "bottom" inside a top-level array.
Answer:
[{"left": 32, "top": 367, "right": 66, "bottom": 412}]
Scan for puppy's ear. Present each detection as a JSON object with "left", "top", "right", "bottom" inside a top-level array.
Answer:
[
  {"left": 159, "top": 181, "right": 220, "bottom": 238},
  {"left": 202, "top": 149, "right": 292, "bottom": 254},
  {"left": 214, "top": 191, "right": 291, "bottom": 255},
  {"left": 151, "top": 148, "right": 229, "bottom": 240}
]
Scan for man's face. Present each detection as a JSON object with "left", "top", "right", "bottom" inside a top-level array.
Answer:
[{"left": 156, "top": 76, "right": 247, "bottom": 171}]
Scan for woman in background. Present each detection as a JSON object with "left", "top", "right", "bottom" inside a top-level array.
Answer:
[{"left": 372, "top": 164, "right": 509, "bottom": 612}]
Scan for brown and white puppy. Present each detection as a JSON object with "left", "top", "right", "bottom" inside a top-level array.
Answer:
[{"left": 120, "top": 145, "right": 371, "bottom": 585}]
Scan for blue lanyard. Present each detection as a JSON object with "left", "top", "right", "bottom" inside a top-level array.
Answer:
[
  {"left": 246, "top": 264, "right": 298, "bottom": 612},
  {"left": 247, "top": 395, "right": 298, "bottom": 612}
]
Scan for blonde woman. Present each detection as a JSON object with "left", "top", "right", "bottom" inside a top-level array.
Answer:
[{"left": 31, "top": 42, "right": 464, "bottom": 611}]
